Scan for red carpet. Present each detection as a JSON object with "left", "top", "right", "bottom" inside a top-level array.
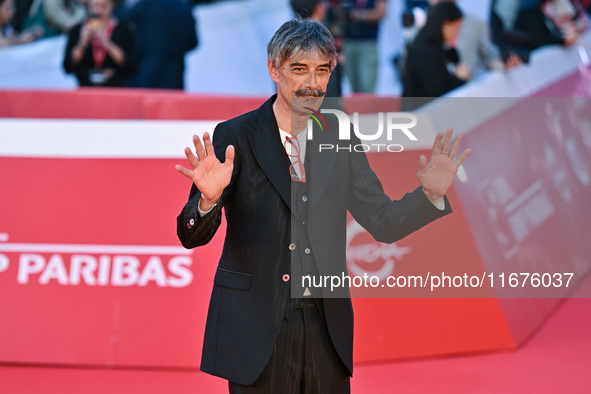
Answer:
[{"left": 2, "top": 283, "right": 590, "bottom": 393}]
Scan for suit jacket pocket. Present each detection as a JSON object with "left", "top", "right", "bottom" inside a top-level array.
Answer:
[{"left": 214, "top": 268, "right": 252, "bottom": 291}]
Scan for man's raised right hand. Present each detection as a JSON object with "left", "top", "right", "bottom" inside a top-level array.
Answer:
[{"left": 175, "top": 133, "right": 235, "bottom": 211}]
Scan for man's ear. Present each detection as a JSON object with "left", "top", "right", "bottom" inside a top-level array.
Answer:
[{"left": 268, "top": 59, "right": 281, "bottom": 83}]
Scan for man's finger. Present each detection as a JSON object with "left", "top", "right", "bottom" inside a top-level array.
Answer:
[
  {"left": 185, "top": 147, "right": 199, "bottom": 169},
  {"left": 224, "top": 145, "right": 235, "bottom": 167},
  {"left": 418, "top": 154, "right": 428, "bottom": 172},
  {"left": 442, "top": 127, "right": 453, "bottom": 155},
  {"left": 449, "top": 133, "right": 463, "bottom": 159},
  {"left": 193, "top": 134, "right": 206, "bottom": 162},
  {"left": 175, "top": 164, "right": 194, "bottom": 179},
  {"left": 454, "top": 148, "right": 471, "bottom": 167},
  {"left": 431, "top": 131, "right": 444, "bottom": 158},
  {"left": 203, "top": 132, "right": 216, "bottom": 158}
]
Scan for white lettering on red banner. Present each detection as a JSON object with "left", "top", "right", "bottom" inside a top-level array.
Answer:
[{"left": 0, "top": 242, "right": 193, "bottom": 287}]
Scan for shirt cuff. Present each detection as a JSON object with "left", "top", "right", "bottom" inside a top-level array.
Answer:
[
  {"left": 197, "top": 197, "right": 217, "bottom": 217},
  {"left": 432, "top": 196, "right": 445, "bottom": 211}
]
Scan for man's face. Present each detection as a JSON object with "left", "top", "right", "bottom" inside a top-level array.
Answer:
[
  {"left": 442, "top": 19, "right": 462, "bottom": 45},
  {"left": 268, "top": 52, "right": 332, "bottom": 115}
]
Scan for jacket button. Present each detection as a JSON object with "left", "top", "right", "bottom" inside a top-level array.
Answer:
[
  {"left": 187, "top": 218, "right": 195, "bottom": 229},
  {"left": 288, "top": 243, "right": 296, "bottom": 251},
  {"left": 305, "top": 248, "right": 311, "bottom": 254},
  {"left": 302, "top": 195, "right": 307, "bottom": 202},
  {"left": 282, "top": 274, "right": 290, "bottom": 282}
]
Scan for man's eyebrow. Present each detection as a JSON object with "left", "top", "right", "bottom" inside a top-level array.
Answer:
[{"left": 288, "top": 62, "right": 331, "bottom": 68}]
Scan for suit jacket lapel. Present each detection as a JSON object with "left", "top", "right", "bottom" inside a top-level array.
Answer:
[{"left": 246, "top": 95, "right": 292, "bottom": 211}]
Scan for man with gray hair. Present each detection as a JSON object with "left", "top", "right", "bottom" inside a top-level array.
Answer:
[{"left": 176, "top": 19, "right": 470, "bottom": 393}]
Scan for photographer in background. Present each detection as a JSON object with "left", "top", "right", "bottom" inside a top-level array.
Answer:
[{"left": 63, "top": 0, "right": 134, "bottom": 86}]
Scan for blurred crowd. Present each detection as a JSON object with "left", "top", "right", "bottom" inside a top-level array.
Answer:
[
  {"left": 1, "top": 0, "right": 199, "bottom": 89},
  {"left": 398, "top": 0, "right": 589, "bottom": 107},
  {"left": 1, "top": 0, "right": 590, "bottom": 94},
  {"left": 290, "top": 0, "right": 589, "bottom": 105}
]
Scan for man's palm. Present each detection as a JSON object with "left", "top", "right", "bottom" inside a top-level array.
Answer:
[
  {"left": 176, "top": 133, "right": 234, "bottom": 209},
  {"left": 418, "top": 128, "right": 470, "bottom": 203}
]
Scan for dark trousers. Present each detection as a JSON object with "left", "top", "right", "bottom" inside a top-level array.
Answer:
[{"left": 228, "top": 298, "right": 350, "bottom": 394}]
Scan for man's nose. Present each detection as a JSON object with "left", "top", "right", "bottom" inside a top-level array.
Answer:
[{"left": 304, "top": 71, "right": 319, "bottom": 90}]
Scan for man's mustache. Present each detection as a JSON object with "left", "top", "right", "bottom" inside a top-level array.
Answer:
[{"left": 293, "top": 88, "right": 326, "bottom": 97}]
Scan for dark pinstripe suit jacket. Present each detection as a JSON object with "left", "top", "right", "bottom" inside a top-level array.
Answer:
[{"left": 177, "top": 95, "right": 451, "bottom": 385}]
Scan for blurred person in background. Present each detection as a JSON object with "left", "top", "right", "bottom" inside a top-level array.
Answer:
[
  {"left": 492, "top": 0, "right": 521, "bottom": 33},
  {"left": 490, "top": 0, "right": 535, "bottom": 63},
  {"left": 514, "top": 0, "right": 578, "bottom": 50},
  {"left": 394, "top": 1, "right": 428, "bottom": 92},
  {"left": 402, "top": 1, "right": 468, "bottom": 109},
  {"left": 291, "top": 0, "right": 326, "bottom": 21},
  {"left": 343, "top": 0, "right": 386, "bottom": 94},
  {"left": 44, "top": 0, "right": 87, "bottom": 33},
  {"left": 63, "top": 0, "right": 134, "bottom": 87},
  {"left": 0, "top": 0, "right": 42, "bottom": 46},
  {"left": 544, "top": 0, "right": 589, "bottom": 35},
  {"left": 401, "top": 0, "right": 429, "bottom": 40},
  {"left": 22, "top": 0, "right": 87, "bottom": 38},
  {"left": 10, "top": 0, "right": 33, "bottom": 32},
  {"left": 433, "top": 0, "right": 521, "bottom": 79},
  {"left": 398, "top": 0, "right": 519, "bottom": 90},
  {"left": 123, "top": 0, "right": 197, "bottom": 90}
]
